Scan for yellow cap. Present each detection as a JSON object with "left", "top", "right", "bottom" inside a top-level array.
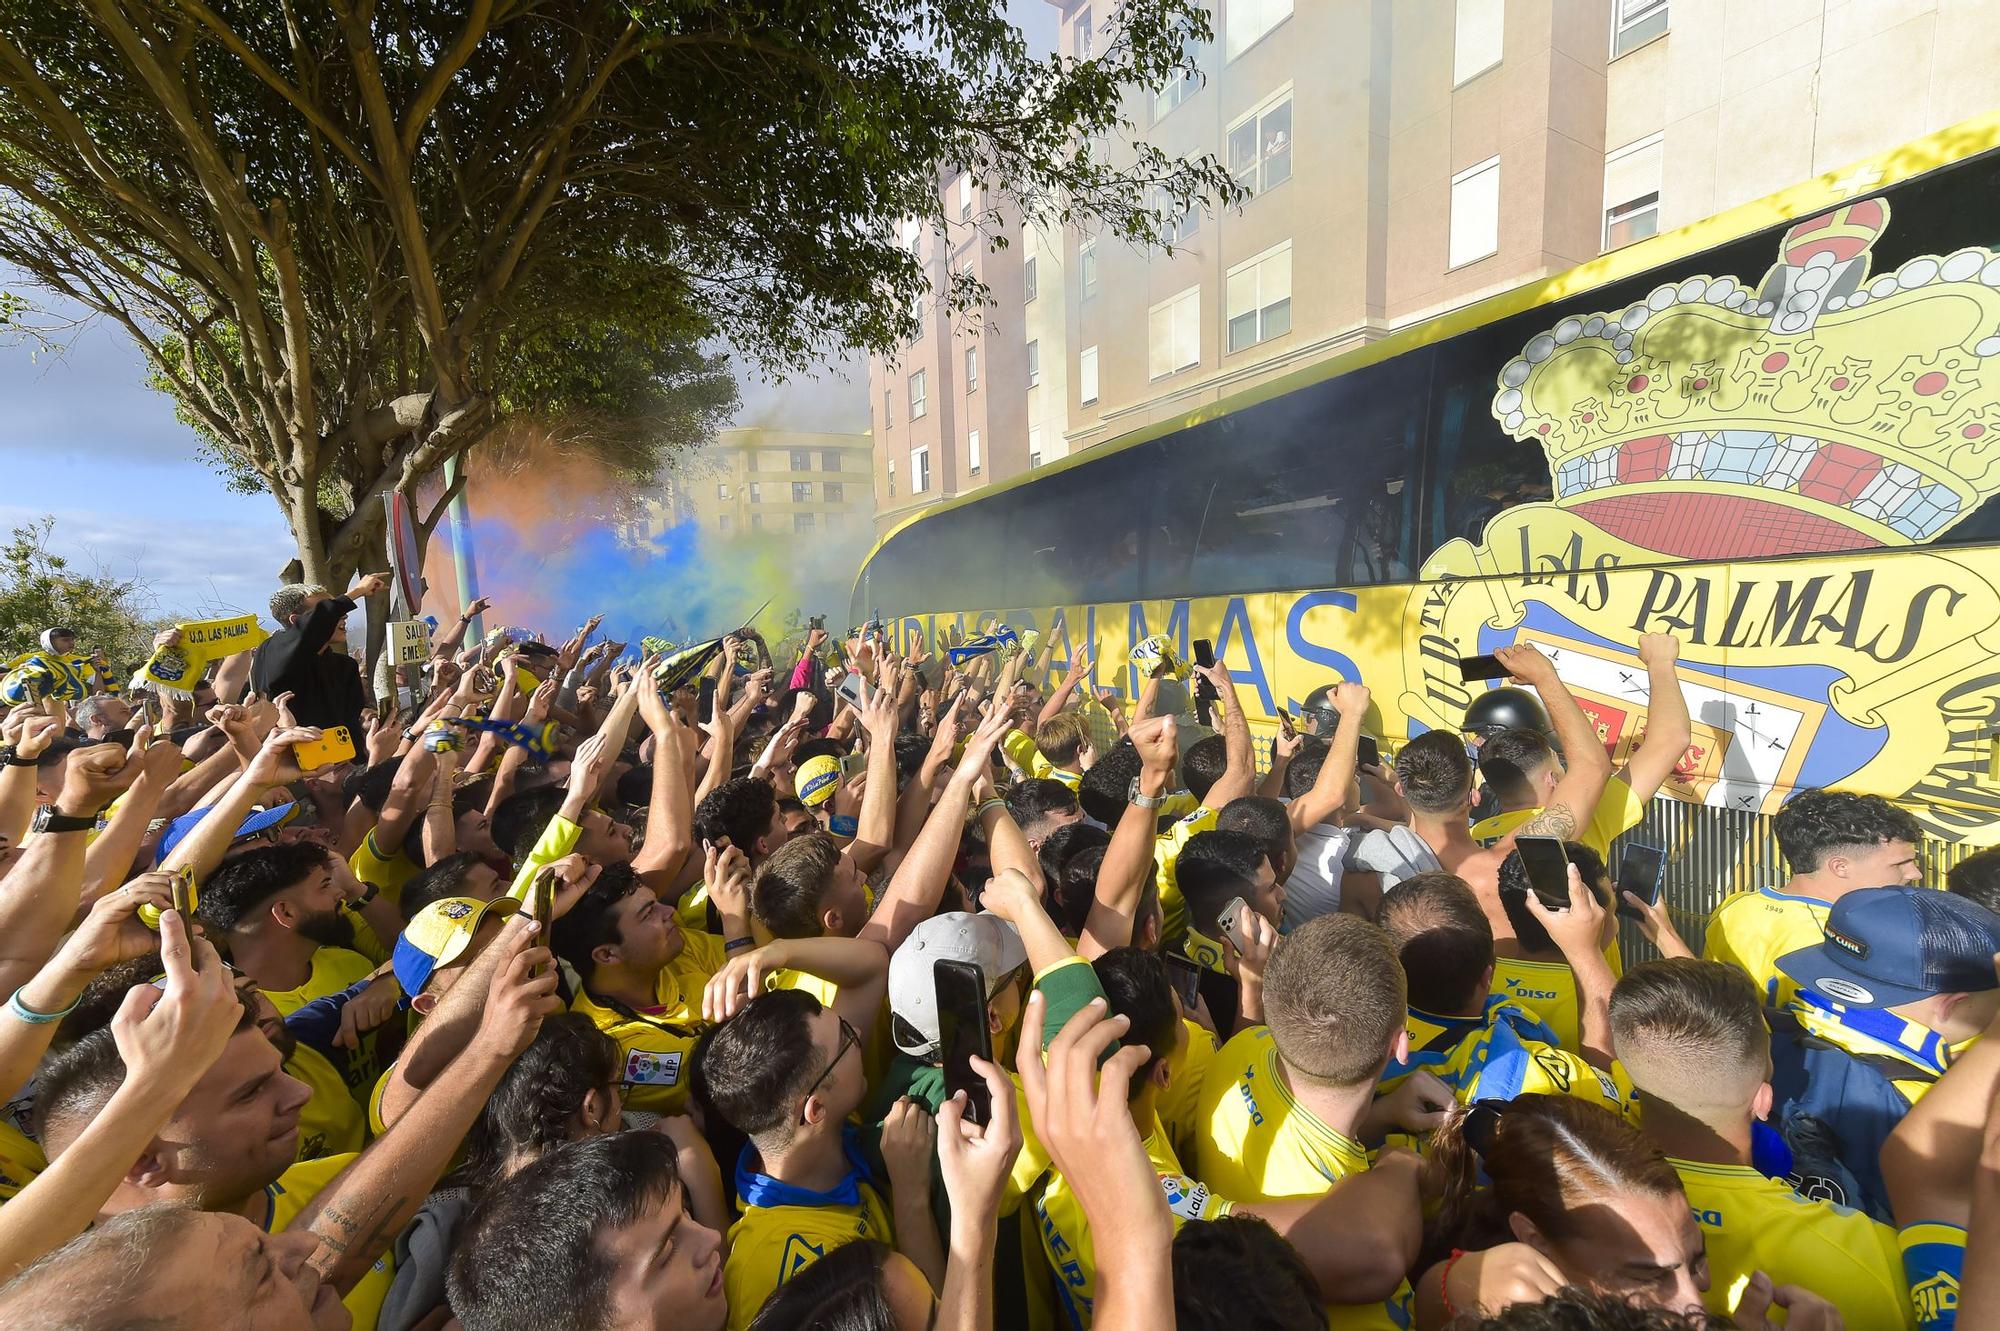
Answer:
[{"left": 796, "top": 754, "right": 842, "bottom": 808}]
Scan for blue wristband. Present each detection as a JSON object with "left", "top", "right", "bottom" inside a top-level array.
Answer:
[
  {"left": 828, "top": 813, "right": 859, "bottom": 837},
  {"left": 8, "top": 987, "right": 79, "bottom": 1025}
]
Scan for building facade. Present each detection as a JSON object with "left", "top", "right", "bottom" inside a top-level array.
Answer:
[
  {"left": 640, "top": 427, "right": 875, "bottom": 542},
  {"left": 867, "top": 0, "right": 2000, "bottom": 535}
]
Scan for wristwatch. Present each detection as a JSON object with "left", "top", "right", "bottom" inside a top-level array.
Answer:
[
  {"left": 31, "top": 805, "right": 96, "bottom": 834},
  {"left": 1127, "top": 778, "right": 1167, "bottom": 811}
]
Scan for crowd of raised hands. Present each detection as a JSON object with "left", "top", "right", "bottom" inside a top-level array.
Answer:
[{"left": 1, "top": 594, "right": 1997, "bottom": 1331}]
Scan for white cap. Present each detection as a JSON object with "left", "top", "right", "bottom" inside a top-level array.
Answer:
[{"left": 887, "top": 911, "right": 1028, "bottom": 1059}]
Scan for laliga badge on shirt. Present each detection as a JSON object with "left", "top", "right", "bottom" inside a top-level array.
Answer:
[
  {"left": 1159, "top": 1173, "right": 1211, "bottom": 1220},
  {"left": 627, "top": 1050, "right": 683, "bottom": 1086}
]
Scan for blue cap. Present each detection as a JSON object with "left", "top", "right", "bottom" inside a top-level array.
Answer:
[
  {"left": 1776, "top": 886, "right": 2000, "bottom": 1009},
  {"left": 154, "top": 803, "right": 299, "bottom": 866}
]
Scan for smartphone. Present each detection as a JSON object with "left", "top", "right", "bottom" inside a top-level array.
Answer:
[
  {"left": 1514, "top": 835, "right": 1574, "bottom": 912},
  {"left": 835, "top": 672, "right": 867, "bottom": 711},
  {"left": 1277, "top": 711, "right": 1297, "bottom": 741},
  {"left": 1214, "top": 895, "right": 1251, "bottom": 955},
  {"left": 1166, "top": 952, "right": 1203, "bottom": 1009},
  {"left": 1616, "top": 841, "right": 1667, "bottom": 920},
  {"left": 1357, "top": 734, "right": 1380, "bottom": 769},
  {"left": 528, "top": 869, "right": 557, "bottom": 975},
  {"left": 839, "top": 750, "right": 867, "bottom": 780},
  {"left": 1458, "top": 654, "right": 1509, "bottom": 682},
  {"left": 1191, "top": 638, "right": 1218, "bottom": 727},
  {"left": 293, "top": 725, "right": 356, "bottom": 771},
  {"left": 172, "top": 863, "right": 197, "bottom": 918},
  {"left": 934, "top": 959, "right": 994, "bottom": 1127}
]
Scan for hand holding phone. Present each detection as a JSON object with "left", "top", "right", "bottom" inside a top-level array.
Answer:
[
  {"left": 1166, "top": 952, "right": 1203, "bottom": 1008},
  {"left": 1615, "top": 842, "right": 1667, "bottom": 921},
  {"left": 1356, "top": 734, "right": 1381, "bottom": 769},
  {"left": 934, "top": 959, "right": 994, "bottom": 1127},
  {"left": 1458, "top": 654, "right": 1508, "bottom": 683},
  {"left": 293, "top": 725, "right": 356, "bottom": 772},
  {"left": 1514, "top": 836, "right": 1573, "bottom": 912},
  {"left": 1215, "top": 896, "right": 1251, "bottom": 954}
]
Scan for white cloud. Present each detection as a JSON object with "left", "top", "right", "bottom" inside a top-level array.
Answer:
[{"left": 0, "top": 504, "right": 296, "bottom": 621}]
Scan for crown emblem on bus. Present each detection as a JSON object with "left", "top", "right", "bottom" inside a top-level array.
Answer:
[{"left": 1492, "top": 199, "right": 2000, "bottom": 560}]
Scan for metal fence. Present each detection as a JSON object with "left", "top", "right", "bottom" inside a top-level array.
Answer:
[{"left": 1608, "top": 801, "right": 1981, "bottom": 969}]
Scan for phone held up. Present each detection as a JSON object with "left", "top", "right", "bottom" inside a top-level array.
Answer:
[
  {"left": 1616, "top": 842, "right": 1667, "bottom": 920},
  {"left": 933, "top": 959, "right": 994, "bottom": 1127},
  {"left": 1513, "top": 836, "right": 1574, "bottom": 912}
]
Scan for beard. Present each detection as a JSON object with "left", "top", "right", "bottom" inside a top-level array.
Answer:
[{"left": 295, "top": 907, "right": 356, "bottom": 951}]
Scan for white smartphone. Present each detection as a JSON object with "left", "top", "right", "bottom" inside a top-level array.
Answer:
[{"left": 1214, "top": 896, "right": 1251, "bottom": 954}]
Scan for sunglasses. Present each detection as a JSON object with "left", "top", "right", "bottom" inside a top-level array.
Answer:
[{"left": 798, "top": 1016, "right": 862, "bottom": 1123}]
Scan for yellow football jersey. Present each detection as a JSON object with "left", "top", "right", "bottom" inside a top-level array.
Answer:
[
  {"left": 1157, "top": 1018, "right": 1217, "bottom": 1166},
  {"left": 572, "top": 927, "right": 726, "bottom": 1117},
  {"left": 1156, "top": 805, "right": 1219, "bottom": 945},
  {"left": 1388, "top": 998, "right": 1631, "bottom": 1116},
  {"left": 1489, "top": 955, "right": 1582, "bottom": 1052},
  {"left": 348, "top": 829, "right": 420, "bottom": 905},
  {"left": 725, "top": 1130, "right": 894, "bottom": 1331},
  {"left": 1469, "top": 776, "right": 1645, "bottom": 858},
  {"left": 1195, "top": 1027, "right": 1372, "bottom": 1202},
  {"left": 288, "top": 1043, "right": 366, "bottom": 1160},
  {"left": 1900, "top": 1221, "right": 1964, "bottom": 1328},
  {"left": 263, "top": 1152, "right": 395, "bottom": 1331},
  {"left": 1672, "top": 1158, "right": 1912, "bottom": 1329},
  {"left": 1037, "top": 1116, "right": 1229, "bottom": 1329},
  {"left": 1704, "top": 887, "right": 1830, "bottom": 1010},
  {"left": 0, "top": 1120, "right": 45, "bottom": 1203}
]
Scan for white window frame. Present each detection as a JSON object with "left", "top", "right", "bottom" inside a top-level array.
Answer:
[
  {"left": 957, "top": 173, "right": 973, "bottom": 221},
  {"left": 1453, "top": 0, "right": 1504, "bottom": 86},
  {"left": 748, "top": 481, "right": 762, "bottom": 503},
  {"left": 717, "top": 482, "right": 731, "bottom": 500},
  {"left": 1024, "top": 255, "right": 1038, "bottom": 302},
  {"left": 887, "top": 460, "right": 896, "bottom": 498},
  {"left": 882, "top": 387, "right": 891, "bottom": 427},
  {"left": 909, "top": 368, "right": 927, "bottom": 420},
  {"left": 1602, "top": 131, "right": 1664, "bottom": 251},
  {"left": 968, "top": 429, "right": 982, "bottom": 475},
  {"left": 1074, "top": 5, "right": 1093, "bottom": 59},
  {"left": 1026, "top": 339, "right": 1041, "bottom": 388},
  {"left": 1225, "top": 242, "right": 1292, "bottom": 354},
  {"left": 1225, "top": 86, "right": 1294, "bottom": 198},
  {"left": 1448, "top": 155, "right": 1501, "bottom": 269},
  {"left": 1153, "top": 185, "right": 1197, "bottom": 246},
  {"left": 1225, "top": 0, "right": 1293, "bottom": 63},
  {"left": 1079, "top": 345, "right": 1099, "bottom": 405},
  {"left": 1153, "top": 39, "right": 1204, "bottom": 121},
  {"left": 1612, "top": 0, "right": 1668, "bottom": 56},
  {"left": 718, "top": 513, "right": 732, "bottom": 533},
  {"left": 1148, "top": 284, "right": 1202, "bottom": 380},
  {"left": 965, "top": 345, "right": 979, "bottom": 392},
  {"left": 1079, "top": 239, "right": 1098, "bottom": 299},
  {"left": 911, "top": 445, "right": 931, "bottom": 494},
  {"left": 1028, "top": 426, "right": 1043, "bottom": 469}
]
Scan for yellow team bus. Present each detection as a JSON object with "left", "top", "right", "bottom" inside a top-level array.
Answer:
[{"left": 854, "top": 114, "right": 2000, "bottom": 911}]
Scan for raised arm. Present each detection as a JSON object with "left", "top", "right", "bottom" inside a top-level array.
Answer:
[
  {"left": 1035, "top": 651, "right": 1092, "bottom": 733},
  {"left": 1288, "top": 682, "right": 1370, "bottom": 835},
  {"left": 161, "top": 726, "right": 312, "bottom": 888},
  {"left": 632, "top": 675, "right": 694, "bottom": 891},
  {"left": 1526, "top": 865, "right": 1618, "bottom": 1070},
  {"left": 79, "top": 730, "right": 183, "bottom": 905},
  {"left": 1081, "top": 715, "right": 1177, "bottom": 958},
  {"left": 1618, "top": 634, "right": 1689, "bottom": 804},
  {"left": 0, "top": 708, "right": 61, "bottom": 850},
  {"left": 1192, "top": 661, "right": 1255, "bottom": 810},
  {"left": 1494, "top": 645, "right": 1611, "bottom": 845},
  {"left": 843, "top": 679, "right": 903, "bottom": 876},
  {"left": 0, "top": 742, "right": 142, "bottom": 996}
]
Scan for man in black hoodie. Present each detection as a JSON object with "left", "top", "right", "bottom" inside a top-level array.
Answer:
[{"left": 250, "top": 573, "right": 386, "bottom": 740}]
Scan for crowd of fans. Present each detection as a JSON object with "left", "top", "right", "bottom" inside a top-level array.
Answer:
[{"left": 0, "top": 582, "right": 1997, "bottom": 1331}]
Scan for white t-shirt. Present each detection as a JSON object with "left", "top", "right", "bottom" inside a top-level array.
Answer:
[{"left": 1283, "top": 822, "right": 1353, "bottom": 930}]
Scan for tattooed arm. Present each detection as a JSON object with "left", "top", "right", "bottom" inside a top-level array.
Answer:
[
  {"left": 287, "top": 916, "right": 558, "bottom": 1292},
  {"left": 1491, "top": 644, "right": 1611, "bottom": 845}
]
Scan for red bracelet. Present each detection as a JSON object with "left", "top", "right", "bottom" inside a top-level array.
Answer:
[{"left": 1439, "top": 1248, "right": 1467, "bottom": 1318}]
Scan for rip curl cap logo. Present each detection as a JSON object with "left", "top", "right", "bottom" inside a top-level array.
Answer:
[
  {"left": 1816, "top": 976, "right": 1875, "bottom": 1004},
  {"left": 1824, "top": 924, "right": 1869, "bottom": 960}
]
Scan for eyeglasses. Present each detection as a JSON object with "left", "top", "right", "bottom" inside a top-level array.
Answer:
[{"left": 798, "top": 1016, "right": 861, "bottom": 1123}]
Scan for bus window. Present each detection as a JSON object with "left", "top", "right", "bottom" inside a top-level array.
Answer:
[{"left": 1004, "top": 444, "right": 1153, "bottom": 609}]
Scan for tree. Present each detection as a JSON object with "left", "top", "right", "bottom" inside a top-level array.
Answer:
[
  {"left": 0, "top": 2, "right": 1233, "bottom": 591},
  {"left": 0, "top": 517, "right": 158, "bottom": 667}
]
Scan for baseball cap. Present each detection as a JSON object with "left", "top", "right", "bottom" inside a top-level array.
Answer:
[
  {"left": 887, "top": 911, "right": 1029, "bottom": 1058},
  {"left": 392, "top": 895, "right": 520, "bottom": 1002},
  {"left": 154, "top": 802, "right": 299, "bottom": 865},
  {"left": 1776, "top": 886, "right": 2000, "bottom": 1009},
  {"left": 796, "top": 754, "right": 842, "bottom": 809}
]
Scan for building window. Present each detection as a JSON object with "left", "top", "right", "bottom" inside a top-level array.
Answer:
[
  {"left": 751, "top": 512, "right": 764, "bottom": 531},
  {"left": 882, "top": 388, "right": 891, "bottom": 427},
  {"left": 968, "top": 429, "right": 982, "bottom": 475},
  {"left": 1226, "top": 91, "right": 1292, "bottom": 197},
  {"left": 910, "top": 369, "right": 927, "bottom": 420},
  {"left": 965, "top": 346, "right": 979, "bottom": 392},
  {"left": 1079, "top": 240, "right": 1098, "bottom": 299},
  {"left": 1073, "top": 5, "right": 1092, "bottom": 59},
  {"left": 794, "top": 512, "right": 815, "bottom": 534},
  {"left": 1153, "top": 40, "right": 1203, "bottom": 120},
  {"left": 900, "top": 218, "right": 921, "bottom": 252},
  {"left": 1453, "top": 0, "right": 1504, "bottom": 85},
  {"left": 912, "top": 446, "right": 931, "bottom": 493},
  {"left": 1148, "top": 285, "right": 1201, "bottom": 379},
  {"left": 887, "top": 460, "right": 896, "bottom": 498},
  {"left": 1079, "top": 345, "right": 1099, "bottom": 405},
  {"left": 912, "top": 290, "right": 926, "bottom": 338},
  {"left": 717, "top": 482, "right": 731, "bottom": 499},
  {"left": 745, "top": 450, "right": 758, "bottom": 472},
  {"left": 1226, "top": 0, "right": 1292, "bottom": 62},
  {"left": 748, "top": 481, "right": 763, "bottom": 503},
  {"left": 718, "top": 514, "right": 732, "bottom": 533},
  {"left": 790, "top": 448, "right": 811, "bottom": 471},
  {"left": 1027, "top": 339, "right": 1041, "bottom": 388},
  {"left": 1025, "top": 255, "right": 1039, "bottom": 302},
  {"left": 1603, "top": 132, "right": 1663, "bottom": 251},
  {"left": 1226, "top": 242, "right": 1292, "bottom": 353},
  {"left": 793, "top": 481, "right": 812, "bottom": 503},
  {"left": 957, "top": 173, "right": 973, "bottom": 221},
  {"left": 825, "top": 481, "right": 844, "bottom": 503},
  {"left": 1028, "top": 426, "right": 1043, "bottom": 469},
  {"left": 1612, "top": 0, "right": 1668, "bottom": 56},
  {"left": 1154, "top": 185, "right": 1197, "bottom": 246},
  {"left": 821, "top": 449, "right": 842, "bottom": 472},
  {"left": 1448, "top": 156, "right": 1501, "bottom": 268}
]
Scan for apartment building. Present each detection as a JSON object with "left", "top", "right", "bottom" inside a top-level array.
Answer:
[
  {"left": 868, "top": 0, "right": 2000, "bottom": 533},
  {"left": 639, "top": 427, "right": 875, "bottom": 543}
]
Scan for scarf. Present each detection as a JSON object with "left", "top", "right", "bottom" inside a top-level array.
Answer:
[
  {"left": 2, "top": 634, "right": 95, "bottom": 705},
  {"left": 1129, "top": 633, "right": 1188, "bottom": 681},
  {"left": 947, "top": 625, "right": 1017, "bottom": 666},
  {"left": 447, "top": 714, "right": 561, "bottom": 760},
  {"left": 138, "top": 615, "right": 270, "bottom": 699},
  {"left": 655, "top": 638, "right": 724, "bottom": 694}
]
